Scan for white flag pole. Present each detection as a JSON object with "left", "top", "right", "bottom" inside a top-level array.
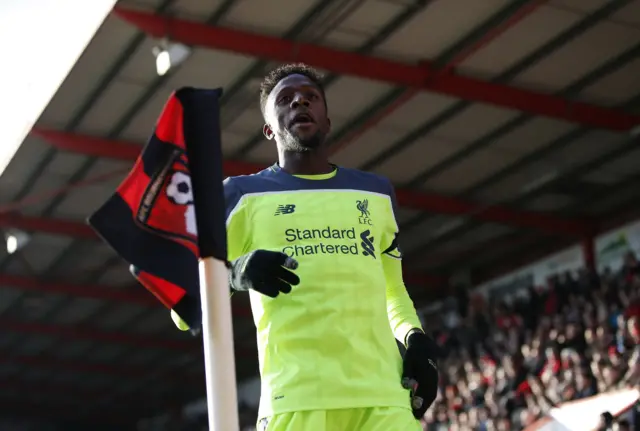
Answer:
[
  {"left": 199, "top": 257, "right": 240, "bottom": 431},
  {"left": 177, "top": 87, "right": 240, "bottom": 431}
]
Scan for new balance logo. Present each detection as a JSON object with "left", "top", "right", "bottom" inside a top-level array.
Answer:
[
  {"left": 274, "top": 204, "right": 296, "bottom": 215},
  {"left": 360, "top": 230, "right": 375, "bottom": 259}
]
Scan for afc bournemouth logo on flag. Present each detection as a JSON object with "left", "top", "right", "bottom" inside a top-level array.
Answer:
[{"left": 136, "top": 151, "right": 198, "bottom": 248}]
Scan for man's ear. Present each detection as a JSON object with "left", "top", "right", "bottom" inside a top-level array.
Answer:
[
  {"left": 263, "top": 123, "right": 274, "bottom": 140},
  {"left": 325, "top": 117, "right": 332, "bottom": 134}
]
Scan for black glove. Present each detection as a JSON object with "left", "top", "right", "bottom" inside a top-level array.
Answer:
[
  {"left": 229, "top": 250, "right": 300, "bottom": 298},
  {"left": 402, "top": 330, "right": 440, "bottom": 419}
]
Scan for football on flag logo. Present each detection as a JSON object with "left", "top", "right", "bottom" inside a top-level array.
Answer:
[
  {"left": 166, "top": 170, "right": 194, "bottom": 205},
  {"left": 165, "top": 168, "right": 197, "bottom": 237}
]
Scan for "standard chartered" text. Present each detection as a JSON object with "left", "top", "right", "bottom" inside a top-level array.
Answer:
[
  {"left": 282, "top": 227, "right": 360, "bottom": 257},
  {"left": 284, "top": 227, "right": 356, "bottom": 242}
]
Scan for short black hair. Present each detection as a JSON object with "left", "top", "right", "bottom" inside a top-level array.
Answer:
[{"left": 259, "top": 63, "right": 326, "bottom": 117}]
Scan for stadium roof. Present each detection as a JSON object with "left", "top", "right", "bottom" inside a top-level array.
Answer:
[{"left": 0, "top": 0, "right": 639, "bottom": 425}]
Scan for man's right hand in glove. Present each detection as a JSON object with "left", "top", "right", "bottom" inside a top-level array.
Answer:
[{"left": 229, "top": 250, "right": 300, "bottom": 298}]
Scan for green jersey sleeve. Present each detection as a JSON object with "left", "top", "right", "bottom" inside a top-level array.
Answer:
[
  {"left": 224, "top": 177, "right": 251, "bottom": 261},
  {"left": 382, "top": 181, "right": 422, "bottom": 346}
]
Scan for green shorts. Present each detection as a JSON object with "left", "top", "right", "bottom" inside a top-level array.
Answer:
[{"left": 257, "top": 407, "right": 422, "bottom": 431}]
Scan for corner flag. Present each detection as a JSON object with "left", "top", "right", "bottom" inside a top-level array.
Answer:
[{"left": 88, "top": 87, "right": 239, "bottom": 431}]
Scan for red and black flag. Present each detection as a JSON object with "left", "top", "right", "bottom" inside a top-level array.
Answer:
[{"left": 88, "top": 87, "right": 228, "bottom": 334}]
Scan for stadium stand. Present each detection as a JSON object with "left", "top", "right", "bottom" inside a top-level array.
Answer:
[{"left": 422, "top": 251, "right": 639, "bottom": 431}]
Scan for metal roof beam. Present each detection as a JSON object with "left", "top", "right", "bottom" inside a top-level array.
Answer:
[
  {"left": 0, "top": 273, "right": 153, "bottom": 304},
  {"left": 31, "top": 128, "right": 595, "bottom": 236},
  {"left": 328, "top": 0, "right": 549, "bottom": 155},
  {"left": 0, "top": 318, "right": 197, "bottom": 352},
  {"left": 0, "top": 382, "right": 195, "bottom": 425},
  {"left": 0, "top": 400, "right": 138, "bottom": 428},
  {"left": 0, "top": 273, "right": 253, "bottom": 318},
  {"left": 0, "top": 352, "right": 175, "bottom": 379},
  {"left": 0, "top": 211, "right": 95, "bottom": 239},
  {"left": 113, "top": 7, "right": 640, "bottom": 132},
  {"left": 395, "top": 188, "right": 594, "bottom": 236}
]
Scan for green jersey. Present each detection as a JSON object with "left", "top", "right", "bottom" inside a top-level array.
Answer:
[{"left": 224, "top": 164, "right": 422, "bottom": 418}]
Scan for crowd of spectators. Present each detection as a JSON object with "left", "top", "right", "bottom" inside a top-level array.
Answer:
[{"left": 423, "top": 251, "right": 640, "bottom": 431}]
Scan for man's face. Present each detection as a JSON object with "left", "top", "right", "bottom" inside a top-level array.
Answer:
[{"left": 263, "top": 74, "right": 331, "bottom": 152}]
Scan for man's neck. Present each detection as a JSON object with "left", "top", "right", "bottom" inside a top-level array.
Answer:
[{"left": 278, "top": 148, "right": 333, "bottom": 175}]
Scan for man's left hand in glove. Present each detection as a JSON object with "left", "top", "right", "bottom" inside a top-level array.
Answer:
[{"left": 402, "top": 329, "right": 440, "bottom": 419}]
